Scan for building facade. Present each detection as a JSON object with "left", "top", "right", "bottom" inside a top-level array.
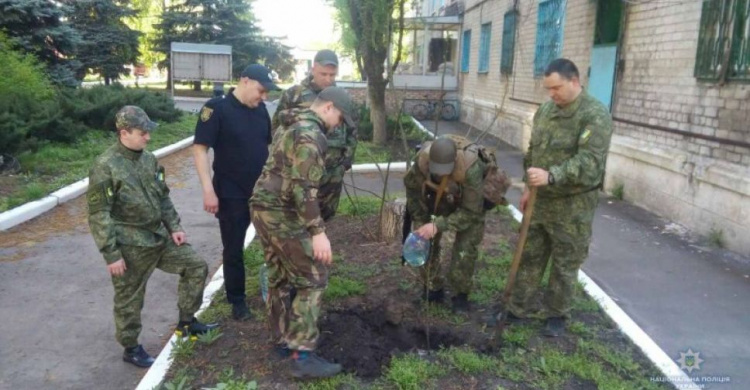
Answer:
[{"left": 451, "top": 0, "right": 749, "bottom": 254}]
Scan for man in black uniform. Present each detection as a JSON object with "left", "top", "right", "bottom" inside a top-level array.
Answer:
[{"left": 192, "top": 64, "right": 280, "bottom": 320}]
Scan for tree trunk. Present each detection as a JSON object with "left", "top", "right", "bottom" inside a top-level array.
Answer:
[
  {"left": 166, "top": 66, "right": 172, "bottom": 90},
  {"left": 193, "top": 81, "right": 202, "bottom": 92},
  {"left": 379, "top": 198, "right": 406, "bottom": 243},
  {"left": 368, "top": 77, "right": 387, "bottom": 145}
]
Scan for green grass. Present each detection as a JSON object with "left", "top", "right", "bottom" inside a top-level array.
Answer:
[
  {"left": 208, "top": 367, "right": 258, "bottom": 390},
  {"left": 324, "top": 275, "right": 367, "bottom": 301},
  {"left": 336, "top": 195, "right": 383, "bottom": 217},
  {"left": 198, "top": 292, "right": 232, "bottom": 324},
  {"left": 501, "top": 324, "right": 536, "bottom": 347},
  {"left": 385, "top": 354, "right": 444, "bottom": 390},
  {"left": 353, "top": 141, "right": 393, "bottom": 164},
  {"left": 470, "top": 249, "right": 512, "bottom": 305},
  {"left": 299, "top": 373, "right": 360, "bottom": 390},
  {"left": 422, "top": 303, "right": 466, "bottom": 325},
  {"left": 437, "top": 347, "right": 499, "bottom": 374},
  {"left": 1, "top": 114, "right": 196, "bottom": 212},
  {"left": 611, "top": 182, "right": 625, "bottom": 200},
  {"left": 708, "top": 227, "right": 725, "bottom": 248},
  {"left": 169, "top": 336, "right": 195, "bottom": 363}
]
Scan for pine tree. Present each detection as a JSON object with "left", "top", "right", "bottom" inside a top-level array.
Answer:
[
  {"left": 66, "top": 0, "right": 141, "bottom": 85},
  {"left": 154, "top": 0, "right": 293, "bottom": 88},
  {"left": 0, "top": 0, "right": 83, "bottom": 87}
]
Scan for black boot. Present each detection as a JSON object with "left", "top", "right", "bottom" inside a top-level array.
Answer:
[
  {"left": 290, "top": 351, "right": 342, "bottom": 379},
  {"left": 451, "top": 293, "right": 470, "bottom": 314},
  {"left": 422, "top": 288, "right": 445, "bottom": 303},
  {"left": 122, "top": 345, "right": 155, "bottom": 368},
  {"left": 175, "top": 318, "right": 219, "bottom": 339},
  {"left": 232, "top": 302, "right": 253, "bottom": 321},
  {"left": 543, "top": 317, "right": 566, "bottom": 337}
]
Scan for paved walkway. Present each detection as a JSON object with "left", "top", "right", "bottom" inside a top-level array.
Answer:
[{"left": 421, "top": 120, "right": 750, "bottom": 390}]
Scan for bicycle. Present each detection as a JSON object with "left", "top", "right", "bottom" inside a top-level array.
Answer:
[{"left": 410, "top": 98, "right": 457, "bottom": 121}]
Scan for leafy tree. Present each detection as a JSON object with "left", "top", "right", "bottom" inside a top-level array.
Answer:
[
  {"left": 0, "top": 0, "right": 82, "bottom": 87},
  {"left": 66, "top": 0, "right": 141, "bottom": 85},
  {"left": 331, "top": 0, "right": 406, "bottom": 145}
]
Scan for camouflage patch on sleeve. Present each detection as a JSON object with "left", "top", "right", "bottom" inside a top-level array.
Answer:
[
  {"left": 579, "top": 128, "right": 592, "bottom": 144},
  {"left": 87, "top": 180, "right": 114, "bottom": 213},
  {"left": 156, "top": 165, "right": 166, "bottom": 183},
  {"left": 307, "top": 164, "right": 323, "bottom": 182}
]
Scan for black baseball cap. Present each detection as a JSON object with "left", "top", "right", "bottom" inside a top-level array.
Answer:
[
  {"left": 240, "top": 64, "right": 280, "bottom": 91},
  {"left": 318, "top": 86, "right": 355, "bottom": 127},
  {"left": 314, "top": 49, "right": 339, "bottom": 67}
]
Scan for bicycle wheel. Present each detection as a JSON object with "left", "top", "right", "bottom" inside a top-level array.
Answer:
[
  {"left": 411, "top": 103, "right": 429, "bottom": 120},
  {"left": 440, "top": 103, "right": 457, "bottom": 121}
]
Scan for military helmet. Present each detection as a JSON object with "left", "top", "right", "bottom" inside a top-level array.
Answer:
[{"left": 428, "top": 136, "right": 457, "bottom": 175}]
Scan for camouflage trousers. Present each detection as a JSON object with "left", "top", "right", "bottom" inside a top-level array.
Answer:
[
  {"left": 251, "top": 209, "right": 329, "bottom": 351},
  {"left": 507, "top": 193, "right": 598, "bottom": 319},
  {"left": 319, "top": 163, "right": 346, "bottom": 222},
  {"left": 419, "top": 219, "right": 485, "bottom": 295},
  {"left": 112, "top": 240, "right": 207, "bottom": 348}
]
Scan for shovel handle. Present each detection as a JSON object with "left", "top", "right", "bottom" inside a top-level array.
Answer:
[{"left": 502, "top": 186, "right": 538, "bottom": 303}]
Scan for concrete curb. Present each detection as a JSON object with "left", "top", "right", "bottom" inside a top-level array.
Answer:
[
  {"left": 0, "top": 136, "right": 195, "bottom": 231},
  {"left": 507, "top": 204, "right": 699, "bottom": 390}
]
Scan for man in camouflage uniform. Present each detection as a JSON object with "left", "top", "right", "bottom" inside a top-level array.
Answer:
[
  {"left": 87, "top": 106, "right": 217, "bottom": 368},
  {"left": 505, "top": 58, "right": 613, "bottom": 337},
  {"left": 272, "top": 49, "right": 357, "bottom": 222},
  {"left": 404, "top": 134, "right": 494, "bottom": 314},
  {"left": 251, "top": 87, "right": 355, "bottom": 379}
]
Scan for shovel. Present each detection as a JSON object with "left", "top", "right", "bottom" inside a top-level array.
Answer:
[{"left": 494, "top": 185, "right": 538, "bottom": 336}]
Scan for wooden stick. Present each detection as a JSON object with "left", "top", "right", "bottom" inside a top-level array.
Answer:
[{"left": 502, "top": 186, "right": 538, "bottom": 304}]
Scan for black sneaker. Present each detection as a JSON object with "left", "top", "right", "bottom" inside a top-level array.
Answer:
[
  {"left": 290, "top": 352, "right": 342, "bottom": 379},
  {"left": 232, "top": 302, "right": 253, "bottom": 321},
  {"left": 122, "top": 345, "right": 155, "bottom": 368},
  {"left": 543, "top": 317, "right": 566, "bottom": 337},
  {"left": 175, "top": 318, "right": 219, "bottom": 340},
  {"left": 451, "top": 293, "right": 470, "bottom": 313},
  {"left": 422, "top": 288, "right": 445, "bottom": 303}
]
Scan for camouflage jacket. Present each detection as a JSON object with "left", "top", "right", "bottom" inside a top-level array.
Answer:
[
  {"left": 525, "top": 91, "right": 613, "bottom": 198},
  {"left": 251, "top": 110, "right": 328, "bottom": 237},
  {"left": 404, "top": 149, "right": 486, "bottom": 233},
  {"left": 87, "top": 142, "right": 182, "bottom": 264},
  {"left": 272, "top": 75, "right": 357, "bottom": 169}
]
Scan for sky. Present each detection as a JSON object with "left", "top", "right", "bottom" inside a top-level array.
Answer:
[{"left": 253, "top": 0, "right": 339, "bottom": 50}]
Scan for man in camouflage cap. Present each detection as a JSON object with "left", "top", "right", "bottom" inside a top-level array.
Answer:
[
  {"left": 404, "top": 134, "right": 507, "bottom": 314},
  {"left": 251, "top": 87, "right": 354, "bottom": 379},
  {"left": 87, "top": 106, "right": 217, "bottom": 368},
  {"left": 272, "top": 49, "right": 357, "bottom": 223},
  {"left": 504, "top": 59, "right": 613, "bottom": 337}
]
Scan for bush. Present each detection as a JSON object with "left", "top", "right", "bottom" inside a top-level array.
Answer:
[
  {"left": 60, "top": 84, "right": 183, "bottom": 132},
  {"left": 0, "top": 33, "right": 57, "bottom": 154}
]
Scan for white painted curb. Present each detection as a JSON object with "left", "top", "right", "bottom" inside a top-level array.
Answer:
[
  {"left": 350, "top": 162, "right": 407, "bottom": 173},
  {"left": 136, "top": 225, "right": 256, "bottom": 390},
  {"left": 507, "top": 204, "right": 699, "bottom": 390},
  {"left": 0, "top": 136, "right": 195, "bottom": 231}
]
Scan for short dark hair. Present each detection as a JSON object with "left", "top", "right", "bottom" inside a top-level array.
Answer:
[{"left": 544, "top": 58, "right": 579, "bottom": 80}]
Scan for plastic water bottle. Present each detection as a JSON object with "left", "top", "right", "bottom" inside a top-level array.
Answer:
[
  {"left": 259, "top": 264, "right": 269, "bottom": 303},
  {"left": 402, "top": 232, "right": 431, "bottom": 267}
]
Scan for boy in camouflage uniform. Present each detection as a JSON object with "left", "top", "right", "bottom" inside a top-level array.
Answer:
[
  {"left": 251, "top": 87, "right": 355, "bottom": 379},
  {"left": 272, "top": 49, "right": 357, "bottom": 222},
  {"left": 404, "top": 134, "right": 494, "bottom": 314},
  {"left": 87, "top": 106, "right": 217, "bottom": 368},
  {"left": 505, "top": 59, "right": 613, "bottom": 337}
]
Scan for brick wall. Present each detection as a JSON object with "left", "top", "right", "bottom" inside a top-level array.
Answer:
[
  {"left": 615, "top": 1, "right": 750, "bottom": 166},
  {"left": 342, "top": 85, "right": 451, "bottom": 114},
  {"left": 459, "top": 0, "right": 596, "bottom": 149}
]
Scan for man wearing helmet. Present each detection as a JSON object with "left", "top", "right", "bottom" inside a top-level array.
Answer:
[{"left": 404, "top": 134, "right": 505, "bottom": 313}]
